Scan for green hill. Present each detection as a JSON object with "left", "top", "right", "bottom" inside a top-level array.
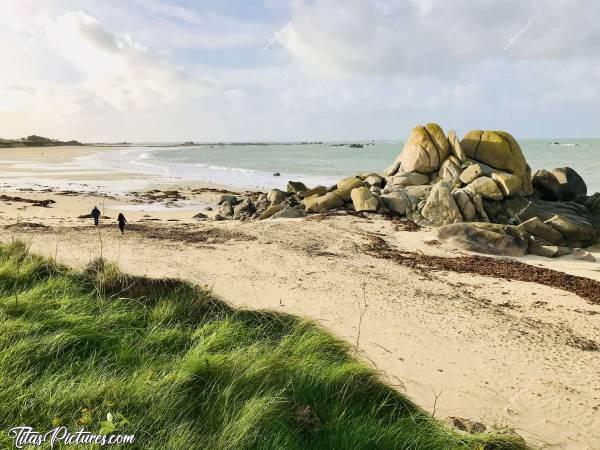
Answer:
[{"left": 0, "top": 241, "right": 528, "bottom": 449}]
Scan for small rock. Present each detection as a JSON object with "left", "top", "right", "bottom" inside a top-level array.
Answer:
[
  {"left": 273, "top": 172, "right": 281, "bottom": 177},
  {"left": 232, "top": 197, "right": 256, "bottom": 220},
  {"left": 259, "top": 204, "right": 283, "bottom": 220},
  {"left": 193, "top": 212, "right": 208, "bottom": 220},
  {"left": 363, "top": 174, "right": 383, "bottom": 188},
  {"left": 218, "top": 194, "right": 239, "bottom": 205},
  {"left": 299, "top": 186, "right": 328, "bottom": 198},
  {"left": 219, "top": 200, "right": 235, "bottom": 218},
  {"left": 287, "top": 181, "right": 308, "bottom": 194},
  {"left": 572, "top": 248, "right": 596, "bottom": 262},
  {"left": 304, "top": 191, "right": 345, "bottom": 213},
  {"left": 267, "top": 188, "right": 290, "bottom": 205},
  {"left": 271, "top": 206, "right": 307, "bottom": 219}
]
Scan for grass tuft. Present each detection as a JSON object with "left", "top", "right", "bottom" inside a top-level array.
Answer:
[{"left": 0, "top": 241, "right": 529, "bottom": 449}]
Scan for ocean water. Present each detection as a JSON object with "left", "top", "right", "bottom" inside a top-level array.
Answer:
[
  {"left": 3, "top": 139, "right": 600, "bottom": 194},
  {"left": 80, "top": 139, "right": 600, "bottom": 193}
]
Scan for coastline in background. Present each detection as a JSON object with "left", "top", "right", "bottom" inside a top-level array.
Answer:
[{"left": 1, "top": 139, "right": 599, "bottom": 194}]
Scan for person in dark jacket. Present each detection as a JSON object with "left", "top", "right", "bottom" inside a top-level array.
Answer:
[
  {"left": 117, "top": 213, "right": 127, "bottom": 234},
  {"left": 91, "top": 206, "right": 101, "bottom": 226}
]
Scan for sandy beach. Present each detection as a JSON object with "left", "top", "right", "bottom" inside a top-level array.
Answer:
[{"left": 1, "top": 146, "right": 599, "bottom": 449}]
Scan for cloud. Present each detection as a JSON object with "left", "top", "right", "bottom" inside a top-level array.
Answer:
[
  {"left": 44, "top": 11, "right": 197, "bottom": 110},
  {"left": 281, "top": 0, "right": 600, "bottom": 78},
  {"left": 0, "top": 0, "right": 599, "bottom": 140}
]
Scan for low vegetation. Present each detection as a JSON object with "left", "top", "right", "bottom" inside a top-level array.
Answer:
[
  {"left": 0, "top": 135, "right": 82, "bottom": 147},
  {"left": 0, "top": 241, "right": 528, "bottom": 449}
]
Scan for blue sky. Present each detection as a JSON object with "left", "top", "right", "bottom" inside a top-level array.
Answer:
[{"left": 0, "top": 0, "right": 599, "bottom": 141}]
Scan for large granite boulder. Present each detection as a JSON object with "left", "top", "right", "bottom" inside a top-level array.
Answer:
[
  {"left": 448, "top": 130, "right": 466, "bottom": 162},
  {"left": 438, "top": 156, "right": 462, "bottom": 181},
  {"left": 465, "top": 176, "right": 504, "bottom": 201},
  {"left": 483, "top": 196, "right": 600, "bottom": 247},
  {"left": 299, "top": 186, "right": 328, "bottom": 198},
  {"left": 584, "top": 193, "right": 600, "bottom": 215},
  {"left": 459, "top": 163, "right": 493, "bottom": 185},
  {"left": 517, "top": 217, "right": 563, "bottom": 244},
  {"left": 394, "top": 123, "right": 450, "bottom": 174},
  {"left": 381, "top": 190, "right": 412, "bottom": 215},
  {"left": 532, "top": 167, "right": 587, "bottom": 201},
  {"left": 545, "top": 215, "right": 596, "bottom": 244},
  {"left": 350, "top": 187, "right": 379, "bottom": 212},
  {"left": 421, "top": 181, "right": 463, "bottom": 226},
  {"left": 453, "top": 189, "right": 477, "bottom": 221},
  {"left": 389, "top": 172, "right": 429, "bottom": 187},
  {"left": 461, "top": 130, "right": 533, "bottom": 195},
  {"left": 491, "top": 172, "right": 521, "bottom": 197},
  {"left": 429, "top": 222, "right": 529, "bottom": 257},
  {"left": 304, "top": 191, "right": 345, "bottom": 213},
  {"left": 336, "top": 176, "right": 365, "bottom": 202}
]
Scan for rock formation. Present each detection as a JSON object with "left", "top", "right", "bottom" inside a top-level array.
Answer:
[{"left": 210, "top": 122, "right": 599, "bottom": 261}]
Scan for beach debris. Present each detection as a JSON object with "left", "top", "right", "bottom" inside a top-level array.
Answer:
[
  {"left": 445, "top": 417, "right": 487, "bottom": 434},
  {"left": 362, "top": 234, "right": 600, "bottom": 304},
  {"left": 5, "top": 222, "right": 51, "bottom": 230},
  {"left": 0, "top": 194, "right": 55, "bottom": 207},
  {"left": 78, "top": 214, "right": 111, "bottom": 219}
]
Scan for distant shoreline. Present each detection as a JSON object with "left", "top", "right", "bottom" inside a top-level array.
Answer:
[{"left": 0, "top": 135, "right": 84, "bottom": 148}]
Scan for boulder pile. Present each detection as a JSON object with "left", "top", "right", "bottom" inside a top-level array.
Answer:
[{"left": 213, "top": 123, "right": 600, "bottom": 260}]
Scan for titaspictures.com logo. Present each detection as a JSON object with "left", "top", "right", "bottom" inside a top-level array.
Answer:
[{"left": 7, "top": 426, "right": 135, "bottom": 448}]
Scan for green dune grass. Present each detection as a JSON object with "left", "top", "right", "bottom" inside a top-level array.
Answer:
[{"left": 0, "top": 241, "right": 528, "bottom": 449}]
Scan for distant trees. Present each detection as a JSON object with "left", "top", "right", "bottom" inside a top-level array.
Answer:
[{"left": 0, "top": 135, "right": 82, "bottom": 147}]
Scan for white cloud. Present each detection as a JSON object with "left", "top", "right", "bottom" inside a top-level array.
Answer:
[
  {"left": 0, "top": 0, "right": 599, "bottom": 140},
  {"left": 43, "top": 11, "right": 195, "bottom": 110},
  {"left": 281, "top": 0, "right": 600, "bottom": 77}
]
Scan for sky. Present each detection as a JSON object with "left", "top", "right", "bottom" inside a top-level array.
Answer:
[{"left": 0, "top": 0, "right": 599, "bottom": 141}]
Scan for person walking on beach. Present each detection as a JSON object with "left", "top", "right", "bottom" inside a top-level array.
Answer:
[
  {"left": 91, "top": 206, "right": 101, "bottom": 226},
  {"left": 117, "top": 213, "right": 127, "bottom": 234}
]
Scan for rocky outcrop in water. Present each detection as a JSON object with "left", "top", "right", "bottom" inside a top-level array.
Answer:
[{"left": 210, "top": 123, "right": 599, "bottom": 260}]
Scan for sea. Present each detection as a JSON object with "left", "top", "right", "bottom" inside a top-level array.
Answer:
[{"left": 3, "top": 139, "right": 600, "bottom": 194}]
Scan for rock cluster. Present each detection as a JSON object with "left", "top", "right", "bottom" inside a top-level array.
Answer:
[{"left": 211, "top": 123, "right": 600, "bottom": 260}]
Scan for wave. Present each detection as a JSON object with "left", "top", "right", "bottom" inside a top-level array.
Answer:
[
  {"left": 128, "top": 159, "right": 170, "bottom": 173},
  {"left": 194, "top": 163, "right": 258, "bottom": 173}
]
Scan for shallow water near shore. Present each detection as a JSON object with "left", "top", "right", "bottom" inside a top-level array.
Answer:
[{"left": 2, "top": 138, "right": 600, "bottom": 194}]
